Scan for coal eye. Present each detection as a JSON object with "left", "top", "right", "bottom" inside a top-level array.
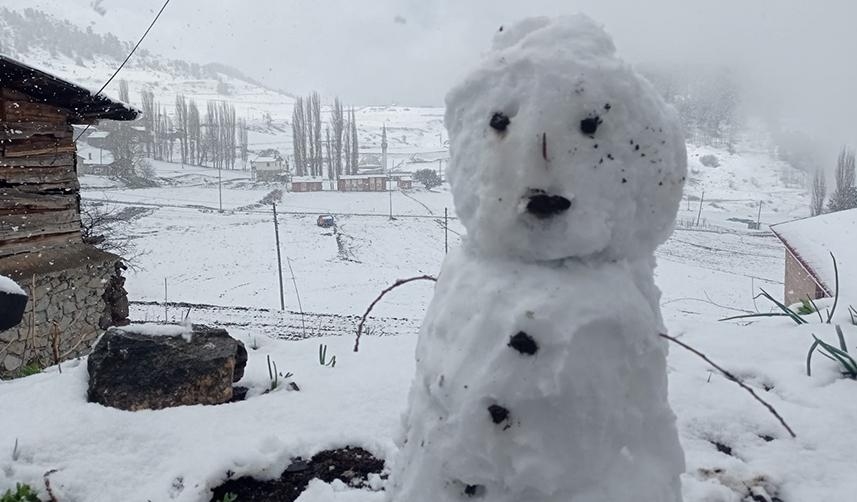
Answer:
[
  {"left": 490, "top": 112, "right": 510, "bottom": 132},
  {"left": 580, "top": 116, "right": 600, "bottom": 135}
]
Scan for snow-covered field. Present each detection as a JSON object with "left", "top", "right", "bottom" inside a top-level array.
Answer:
[
  {"left": 7, "top": 136, "right": 851, "bottom": 502},
  {"left": 4, "top": 304, "right": 857, "bottom": 501}
]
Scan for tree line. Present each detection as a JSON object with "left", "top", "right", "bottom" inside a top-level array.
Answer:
[
  {"left": 292, "top": 93, "right": 359, "bottom": 178},
  {"left": 105, "top": 81, "right": 249, "bottom": 172},
  {"left": 811, "top": 146, "right": 857, "bottom": 216}
]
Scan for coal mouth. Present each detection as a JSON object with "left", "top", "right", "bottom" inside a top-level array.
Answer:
[{"left": 526, "top": 194, "right": 571, "bottom": 218}]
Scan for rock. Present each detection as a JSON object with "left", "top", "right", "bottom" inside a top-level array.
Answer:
[
  {"left": 0, "top": 289, "right": 28, "bottom": 332},
  {"left": 99, "top": 262, "right": 130, "bottom": 329},
  {"left": 87, "top": 324, "right": 247, "bottom": 411}
]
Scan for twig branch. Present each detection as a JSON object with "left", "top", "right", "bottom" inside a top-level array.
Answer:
[
  {"left": 43, "top": 469, "right": 59, "bottom": 502},
  {"left": 285, "top": 257, "right": 306, "bottom": 338},
  {"left": 354, "top": 275, "right": 437, "bottom": 352},
  {"left": 659, "top": 332, "right": 796, "bottom": 438}
]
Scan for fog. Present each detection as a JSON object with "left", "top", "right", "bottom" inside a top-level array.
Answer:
[{"left": 30, "top": 0, "right": 857, "bottom": 148}]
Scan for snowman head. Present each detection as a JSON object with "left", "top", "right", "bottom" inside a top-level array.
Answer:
[{"left": 445, "top": 15, "right": 686, "bottom": 262}]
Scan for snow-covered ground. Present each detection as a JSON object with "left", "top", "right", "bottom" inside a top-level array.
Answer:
[
  {"left": 4, "top": 306, "right": 857, "bottom": 501},
  {"left": 6, "top": 133, "right": 844, "bottom": 502}
]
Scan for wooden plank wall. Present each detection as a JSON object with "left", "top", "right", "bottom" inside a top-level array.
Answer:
[{"left": 0, "top": 87, "right": 82, "bottom": 257}]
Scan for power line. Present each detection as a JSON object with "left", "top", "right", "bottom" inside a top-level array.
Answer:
[{"left": 74, "top": 0, "right": 173, "bottom": 142}]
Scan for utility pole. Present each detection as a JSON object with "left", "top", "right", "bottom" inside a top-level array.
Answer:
[
  {"left": 695, "top": 190, "right": 705, "bottom": 227},
  {"left": 272, "top": 203, "right": 285, "bottom": 310},
  {"left": 756, "top": 200, "right": 763, "bottom": 229},
  {"left": 444, "top": 207, "right": 448, "bottom": 254},
  {"left": 163, "top": 278, "right": 168, "bottom": 322},
  {"left": 218, "top": 164, "right": 223, "bottom": 212},
  {"left": 382, "top": 123, "right": 392, "bottom": 220},
  {"left": 388, "top": 179, "right": 393, "bottom": 220}
]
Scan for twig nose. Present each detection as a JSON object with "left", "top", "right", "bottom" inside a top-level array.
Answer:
[{"left": 526, "top": 194, "right": 571, "bottom": 218}]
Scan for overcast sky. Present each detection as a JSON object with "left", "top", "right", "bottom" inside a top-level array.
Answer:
[{"left": 24, "top": 0, "right": 857, "bottom": 144}]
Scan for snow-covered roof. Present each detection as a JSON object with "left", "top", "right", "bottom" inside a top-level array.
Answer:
[
  {"left": 253, "top": 157, "right": 279, "bottom": 163},
  {"left": 290, "top": 176, "right": 323, "bottom": 182},
  {"left": 771, "top": 208, "right": 857, "bottom": 299},
  {"left": 339, "top": 174, "right": 387, "bottom": 180},
  {"left": 0, "top": 55, "right": 139, "bottom": 122}
]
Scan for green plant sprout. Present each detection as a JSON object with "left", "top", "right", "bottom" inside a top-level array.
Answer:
[
  {"left": 807, "top": 325, "right": 857, "bottom": 379},
  {"left": 1, "top": 483, "right": 40, "bottom": 502},
  {"left": 319, "top": 343, "right": 336, "bottom": 367},
  {"left": 267, "top": 354, "right": 278, "bottom": 390}
]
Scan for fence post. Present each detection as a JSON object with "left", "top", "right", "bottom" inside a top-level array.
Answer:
[
  {"left": 272, "top": 203, "right": 285, "bottom": 310},
  {"left": 695, "top": 190, "right": 705, "bottom": 227}
]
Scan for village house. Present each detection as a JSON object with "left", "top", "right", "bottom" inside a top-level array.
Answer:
[
  {"left": 251, "top": 155, "right": 286, "bottom": 182},
  {"left": 289, "top": 176, "right": 323, "bottom": 192},
  {"left": 338, "top": 174, "right": 387, "bottom": 192},
  {"left": 391, "top": 173, "right": 413, "bottom": 190},
  {"left": 770, "top": 208, "right": 857, "bottom": 306},
  {"left": 76, "top": 139, "right": 114, "bottom": 175},
  {"left": 0, "top": 55, "right": 138, "bottom": 376}
]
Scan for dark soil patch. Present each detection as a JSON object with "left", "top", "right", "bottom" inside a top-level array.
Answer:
[
  {"left": 228, "top": 386, "right": 248, "bottom": 402},
  {"left": 710, "top": 440, "right": 733, "bottom": 457},
  {"left": 209, "top": 447, "right": 384, "bottom": 502}
]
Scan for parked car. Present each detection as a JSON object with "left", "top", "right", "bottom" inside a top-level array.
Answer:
[{"left": 317, "top": 214, "right": 335, "bottom": 228}]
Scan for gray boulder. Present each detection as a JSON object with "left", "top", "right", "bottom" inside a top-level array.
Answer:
[{"left": 87, "top": 324, "right": 247, "bottom": 411}]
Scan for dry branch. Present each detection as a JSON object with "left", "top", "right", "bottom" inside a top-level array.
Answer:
[
  {"left": 43, "top": 469, "right": 59, "bottom": 502},
  {"left": 353, "top": 275, "right": 437, "bottom": 352},
  {"left": 659, "top": 332, "right": 797, "bottom": 438}
]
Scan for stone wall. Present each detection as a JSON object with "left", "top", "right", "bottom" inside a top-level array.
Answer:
[{"left": 0, "top": 244, "right": 129, "bottom": 378}]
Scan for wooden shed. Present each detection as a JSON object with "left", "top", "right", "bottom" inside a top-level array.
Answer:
[
  {"left": 0, "top": 55, "right": 138, "bottom": 377},
  {"left": 1, "top": 55, "right": 137, "bottom": 256}
]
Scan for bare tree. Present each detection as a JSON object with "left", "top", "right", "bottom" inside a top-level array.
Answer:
[
  {"left": 325, "top": 126, "right": 334, "bottom": 180},
  {"left": 118, "top": 79, "right": 129, "bottom": 103},
  {"left": 305, "top": 95, "right": 316, "bottom": 176},
  {"left": 188, "top": 99, "right": 201, "bottom": 165},
  {"left": 312, "top": 92, "right": 322, "bottom": 176},
  {"left": 343, "top": 116, "right": 352, "bottom": 175},
  {"left": 102, "top": 119, "right": 142, "bottom": 174},
  {"left": 331, "top": 97, "right": 344, "bottom": 176},
  {"left": 238, "top": 118, "right": 249, "bottom": 168},
  {"left": 140, "top": 88, "right": 156, "bottom": 158},
  {"left": 80, "top": 201, "right": 145, "bottom": 269},
  {"left": 292, "top": 97, "right": 306, "bottom": 176},
  {"left": 828, "top": 147, "right": 857, "bottom": 213},
  {"left": 174, "top": 94, "right": 189, "bottom": 165},
  {"left": 811, "top": 168, "right": 826, "bottom": 216},
  {"left": 350, "top": 107, "right": 359, "bottom": 174}
]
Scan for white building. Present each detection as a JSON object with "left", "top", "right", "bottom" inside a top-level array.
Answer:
[{"left": 251, "top": 156, "right": 285, "bottom": 182}]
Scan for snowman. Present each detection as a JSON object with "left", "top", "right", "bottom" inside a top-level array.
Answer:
[{"left": 387, "top": 15, "right": 687, "bottom": 502}]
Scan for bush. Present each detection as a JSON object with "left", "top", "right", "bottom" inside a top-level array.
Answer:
[
  {"left": 413, "top": 168, "right": 441, "bottom": 189},
  {"left": 699, "top": 154, "right": 720, "bottom": 167}
]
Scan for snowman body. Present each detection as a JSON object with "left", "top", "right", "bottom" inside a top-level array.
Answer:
[{"left": 389, "top": 15, "right": 686, "bottom": 502}]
